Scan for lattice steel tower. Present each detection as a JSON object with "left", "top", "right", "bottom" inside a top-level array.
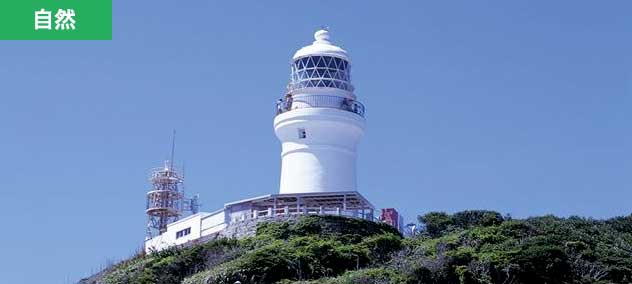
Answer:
[{"left": 145, "top": 160, "right": 184, "bottom": 238}]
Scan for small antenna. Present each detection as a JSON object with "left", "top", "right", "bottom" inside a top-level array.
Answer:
[
  {"left": 170, "top": 129, "right": 176, "bottom": 170},
  {"left": 182, "top": 161, "right": 186, "bottom": 179},
  {"left": 181, "top": 161, "right": 186, "bottom": 195}
]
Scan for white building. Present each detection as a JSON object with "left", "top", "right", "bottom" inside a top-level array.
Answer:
[{"left": 145, "top": 29, "right": 375, "bottom": 253}]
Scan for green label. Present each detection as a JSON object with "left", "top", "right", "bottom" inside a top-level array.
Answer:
[{"left": 0, "top": 0, "right": 112, "bottom": 40}]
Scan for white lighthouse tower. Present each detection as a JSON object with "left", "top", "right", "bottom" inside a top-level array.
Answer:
[
  {"left": 274, "top": 29, "right": 366, "bottom": 194},
  {"left": 145, "top": 29, "right": 377, "bottom": 253}
]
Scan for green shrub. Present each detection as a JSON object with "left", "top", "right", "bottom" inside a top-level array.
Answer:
[{"left": 92, "top": 212, "right": 632, "bottom": 284}]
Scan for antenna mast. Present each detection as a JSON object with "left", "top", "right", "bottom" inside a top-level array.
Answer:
[
  {"left": 145, "top": 131, "right": 201, "bottom": 240},
  {"left": 170, "top": 129, "right": 176, "bottom": 169},
  {"left": 145, "top": 130, "right": 183, "bottom": 239}
]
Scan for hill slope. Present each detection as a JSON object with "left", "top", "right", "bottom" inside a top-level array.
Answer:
[{"left": 81, "top": 212, "right": 632, "bottom": 284}]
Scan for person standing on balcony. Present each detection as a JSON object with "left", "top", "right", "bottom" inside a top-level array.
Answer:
[
  {"left": 342, "top": 98, "right": 352, "bottom": 111},
  {"left": 276, "top": 98, "right": 284, "bottom": 114},
  {"left": 284, "top": 93, "right": 293, "bottom": 111}
]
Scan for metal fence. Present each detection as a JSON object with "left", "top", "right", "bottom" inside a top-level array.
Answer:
[{"left": 276, "top": 95, "right": 365, "bottom": 117}]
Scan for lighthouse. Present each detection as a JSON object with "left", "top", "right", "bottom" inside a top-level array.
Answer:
[
  {"left": 274, "top": 29, "right": 366, "bottom": 194},
  {"left": 145, "top": 29, "right": 377, "bottom": 253}
]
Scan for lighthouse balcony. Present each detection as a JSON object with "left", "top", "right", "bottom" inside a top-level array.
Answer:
[{"left": 276, "top": 95, "right": 365, "bottom": 117}]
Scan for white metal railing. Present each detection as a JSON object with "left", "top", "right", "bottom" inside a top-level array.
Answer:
[
  {"left": 275, "top": 95, "right": 365, "bottom": 117},
  {"left": 238, "top": 206, "right": 378, "bottom": 223}
]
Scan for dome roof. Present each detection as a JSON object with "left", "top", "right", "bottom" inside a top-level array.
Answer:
[{"left": 292, "top": 29, "right": 350, "bottom": 61}]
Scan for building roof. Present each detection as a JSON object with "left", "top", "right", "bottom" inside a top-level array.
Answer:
[
  {"left": 292, "top": 29, "right": 350, "bottom": 61},
  {"left": 224, "top": 191, "right": 374, "bottom": 209},
  {"left": 165, "top": 212, "right": 210, "bottom": 228}
]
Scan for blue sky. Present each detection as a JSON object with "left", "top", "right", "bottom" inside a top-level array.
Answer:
[{"left": 0, "top": 1, "right": 631, "bottom": 283}]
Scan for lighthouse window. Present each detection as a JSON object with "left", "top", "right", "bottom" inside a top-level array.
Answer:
[
  {"left": 305, "top": 57, "right": 315, "bottom": 68},
  {"left": 333, "top": 57, "right": 341, "bottom": 69},
  {"left": 291, "top": 56, "right": 353, "bottom": 92},
  {"left": 316, "top": 57, "right": 326, "bottom": 67},
  {"left": 298, "top": 128, "right": 307, "bottom": 139}
]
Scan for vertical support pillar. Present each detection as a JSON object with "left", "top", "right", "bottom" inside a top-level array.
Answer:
[
  {"left": 267, "top": 207, "right": 273, "bottom": 217},
  {"left": 343, "top": 194, "right": 347, "bottom": 212},
  {"left": 284, "top": 206, "right": 289, "bottom": 215},
  {"left": 297, "top": 196, "right": 301, "bottom": 215},
  {"left": 319, "top": 206, "right": 324, "bottom": 215},
  {"left": 273, "top": 197, "right": 277, "bottom": 217},
  {"left": 336, "top": 207, "right": 341, "bottom": 215}
]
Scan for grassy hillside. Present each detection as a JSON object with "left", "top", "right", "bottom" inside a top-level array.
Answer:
[{"left": 82, "top": 212, "right": 632, "bottom": 284}]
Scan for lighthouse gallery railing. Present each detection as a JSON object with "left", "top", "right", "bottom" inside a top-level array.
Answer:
[{"left": 276, "top": 95, "right": 365, "bottom": 117}]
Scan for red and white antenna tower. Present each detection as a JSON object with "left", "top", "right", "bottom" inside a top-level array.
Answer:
[
  {"left": 145, "top": 131, "right": 201, "bottom": 239},
  {"left": 145, "top": 131, "right": 185, "bottom": 239}
]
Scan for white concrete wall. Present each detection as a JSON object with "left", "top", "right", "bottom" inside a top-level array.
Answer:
[
  {"left": 274, "top": 107, "right": 365, "bottom": 194},
  {"left": 201, "top": 210, "right": 228, "bottom": 236},
  {"left": 227, "top": 203, "right": 252, "bottom": 223},
  {"left": 144, "top": 213, "right": 204, "bottom": 253}
]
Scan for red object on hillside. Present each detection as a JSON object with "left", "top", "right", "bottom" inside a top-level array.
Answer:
[{"left": 380, "top": 208, "right": 402, "bottom": 232}]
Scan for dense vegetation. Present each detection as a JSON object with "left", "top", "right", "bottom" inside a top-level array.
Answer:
[{"left": 82, "top": 212, "right": 632, "bottom": 284}]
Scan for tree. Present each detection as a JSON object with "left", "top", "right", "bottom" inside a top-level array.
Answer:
[{"left": 418, "top": 212, "right": 454, "bottom": 237}]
